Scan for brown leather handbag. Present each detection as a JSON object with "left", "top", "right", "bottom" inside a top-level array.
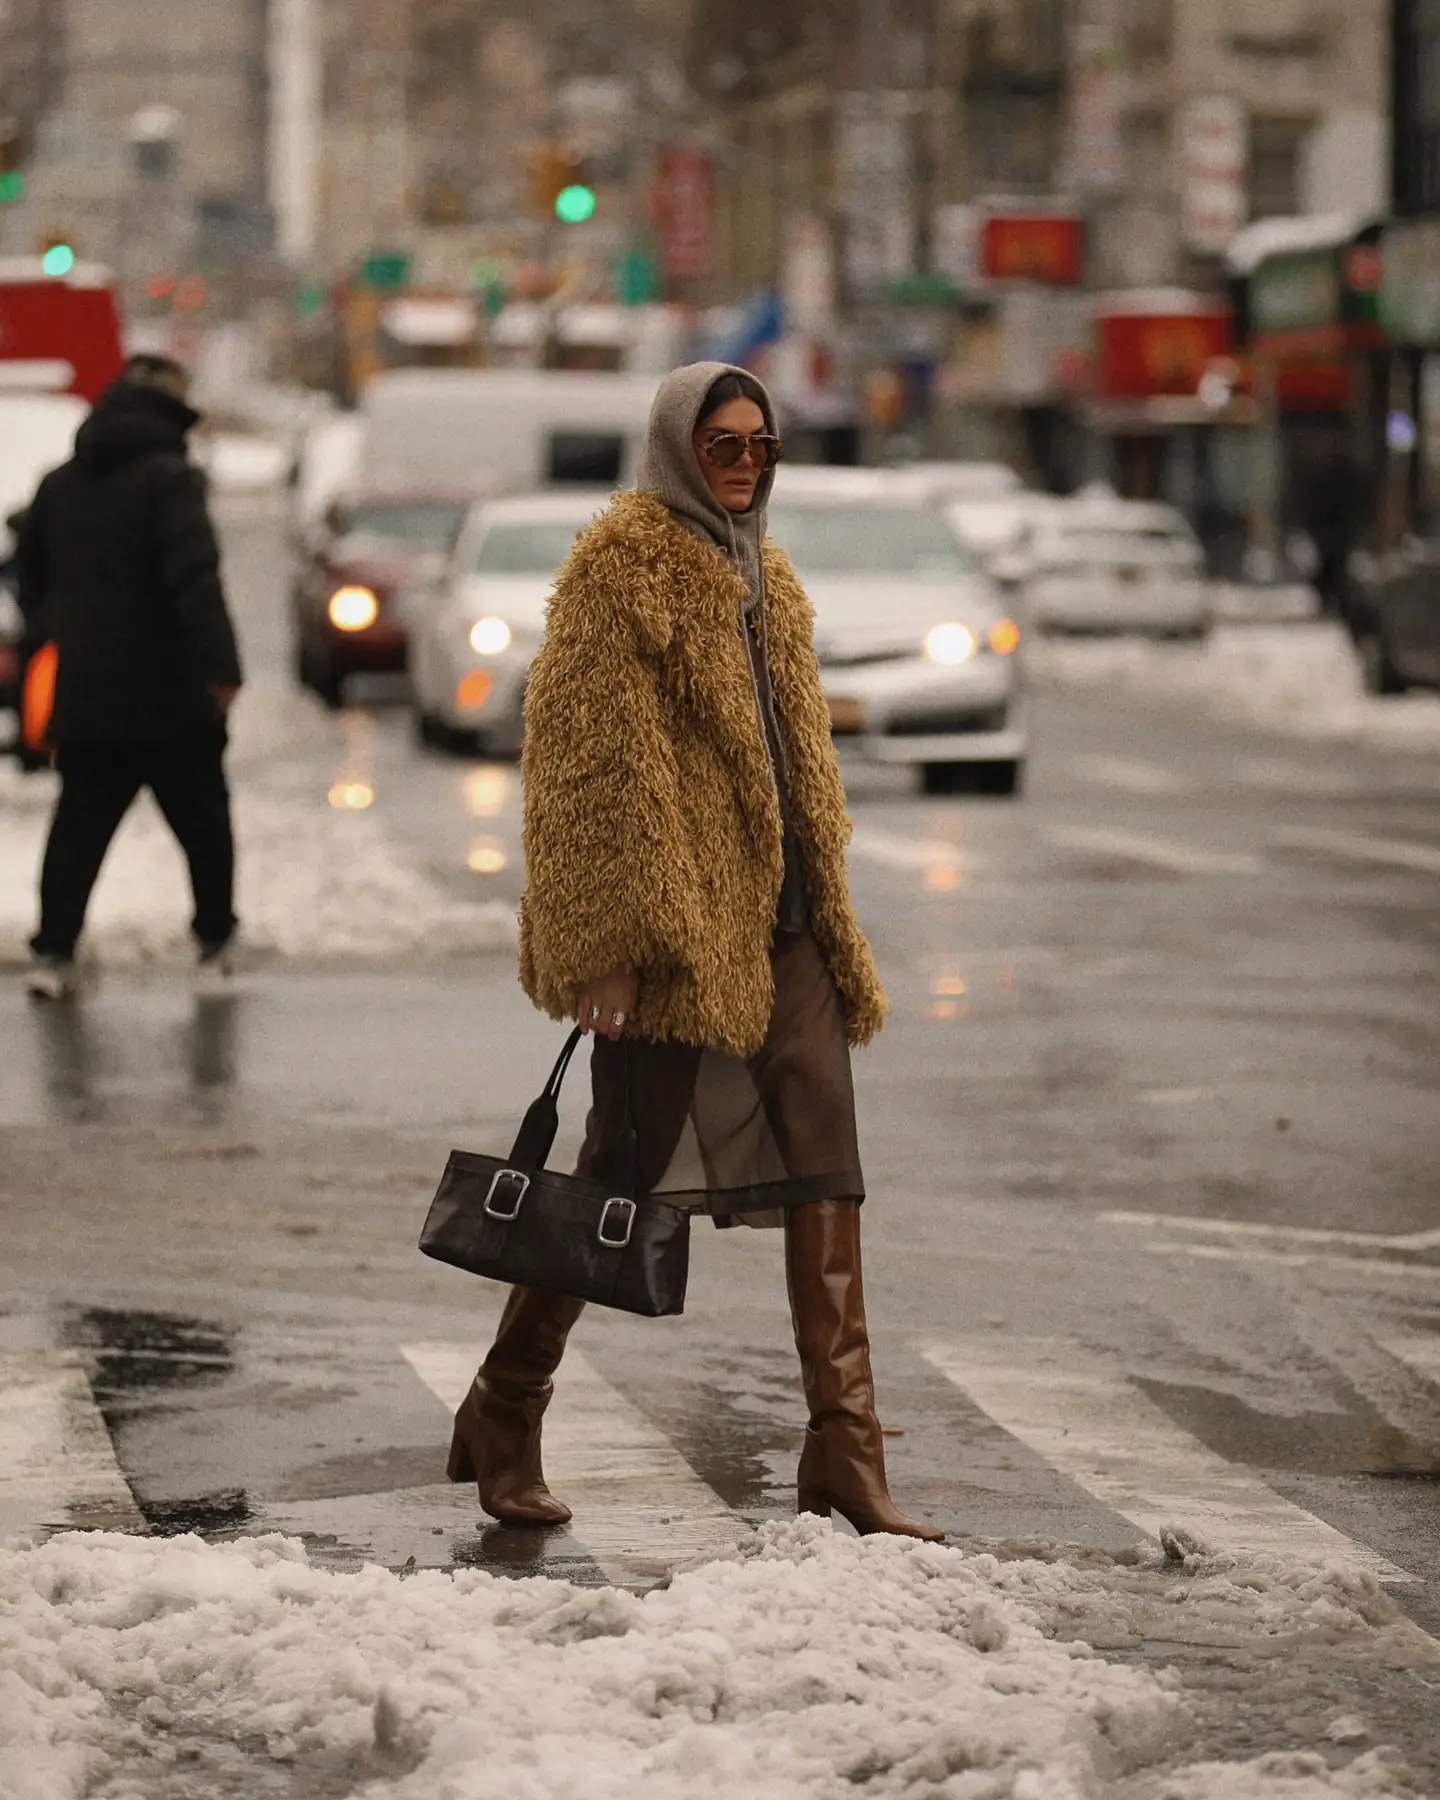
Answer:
[{"left": 418, "top": 1028, "right": 691, "bottom": 1316}]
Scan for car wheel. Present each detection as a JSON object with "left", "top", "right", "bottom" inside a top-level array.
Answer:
[{"left": 1356, "top": 629, "right": 1407, "bottom": 696}]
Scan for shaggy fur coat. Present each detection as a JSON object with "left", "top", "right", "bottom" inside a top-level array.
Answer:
[{"left": 518, "top": 489, "right": 887, "bottom": 1057}]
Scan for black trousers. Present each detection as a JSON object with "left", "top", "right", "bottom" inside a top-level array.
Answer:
[{"left": 31, "top": 726, "right": 237, "bottom": 960}]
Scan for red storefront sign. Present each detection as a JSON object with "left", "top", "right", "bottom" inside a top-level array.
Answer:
[
  {"left": 981, "top": 214, "right": 1084, "bottom": 286},
  {"left": 1094, "top": 306, "right": 1233, "bottom": 398},
  {"left": 0, "top": 269, "right": 124, "bottom": 401},
  {"left": 654, "top": 145, "right": 714, "bottom": 287}
]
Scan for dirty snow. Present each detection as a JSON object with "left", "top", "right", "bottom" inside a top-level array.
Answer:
[
  {"left": 1031, "top": 623, "right": 1440, "bottom": 755},
  {"left": 0, "top": 1519, "right": 1426, "bottom": 1800},
  {"left": 0, "top": 694, "right": 513, "bottom": 964}
]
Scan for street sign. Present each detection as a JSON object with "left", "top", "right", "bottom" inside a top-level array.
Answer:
[{"left": 361, "top": 251, "right": 410, "bottom": 290}]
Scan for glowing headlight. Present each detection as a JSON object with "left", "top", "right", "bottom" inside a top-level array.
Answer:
[
  {"left": 924, "top": 622, "right": 977, "bottom": 665},
  {"left": 328, "top": 585, "right": 379, "bottom": 631},
  {"left": 469, "top": 616, "right": 512, "bottom": 655}
]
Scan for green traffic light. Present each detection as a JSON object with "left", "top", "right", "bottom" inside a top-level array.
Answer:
[
  {"left": 41, "top": 243, "right": 76, "bottom": 276},
  {"left": 554, "top": 184, "right": 596, "bottom": 224},
  {"left": 0, "top": 171, "right": 24, "bottom": 203}
]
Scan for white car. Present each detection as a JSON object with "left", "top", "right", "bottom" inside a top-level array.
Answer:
[
  {"left": 407, "top": 489, "right": 610, "bottom": 751},
  {"left": 768, "top": 493, "right": 1027, "bottom": 796},
  {"left": 1022, "top": 489, "right": 1211, "bottom": 638}
]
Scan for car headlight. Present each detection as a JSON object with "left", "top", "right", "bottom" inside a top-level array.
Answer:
[
  {"left": 924, "top": 622, "right": 977, "bottom": 665},
  {"left": 328, "top": 585, "right": 379, "bottom": 631},
  {"left": 469, "top": 616, "right": 512, "bottom": 655},
  {"left": 988, "top": 617, "right": 1021, "bottom": 655}
]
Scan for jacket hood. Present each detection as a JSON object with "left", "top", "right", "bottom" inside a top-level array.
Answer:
[
  {"left": 635, "top": 360, "right": 778, "bottom": 610},
  {"left": 75, "top": 379, "right": 200, "bottom": 471}
]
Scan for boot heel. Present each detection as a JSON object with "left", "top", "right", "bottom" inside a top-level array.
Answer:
[
  {"left": 446, "top": 1427, "right": 476, "bottom": 1484},
  {"left": 797, "top": 1487, "right": 832, "bottom": 1519}
]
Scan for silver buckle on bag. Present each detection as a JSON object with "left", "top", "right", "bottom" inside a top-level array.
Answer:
[
  {"left": 598, "top": 1197, "right": 636, "bottom": 1249},
  {"left": 484, "top": 1169, "right": 530, "bottom": 1221}
]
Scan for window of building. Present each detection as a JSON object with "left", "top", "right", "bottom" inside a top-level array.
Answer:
[{"left": 1249, "top": 118, "right": 1307, "bottom": 218}]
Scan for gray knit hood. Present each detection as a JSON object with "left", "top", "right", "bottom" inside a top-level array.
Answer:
[{"left": 635, "top": 360, "right": 777, "bottom": 613}]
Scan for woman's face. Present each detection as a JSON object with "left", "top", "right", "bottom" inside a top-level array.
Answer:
[{"left": 693, "top": 395, "right": 767, "bottom": 513}]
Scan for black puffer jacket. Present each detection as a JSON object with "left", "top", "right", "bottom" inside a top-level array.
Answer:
[{"left": 16, "top": 380, "right": 242, "bottom": 742}]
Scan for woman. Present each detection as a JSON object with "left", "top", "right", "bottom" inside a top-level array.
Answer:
[{"left": 447, "top": 362, "right": 942, "bottom": 1541}]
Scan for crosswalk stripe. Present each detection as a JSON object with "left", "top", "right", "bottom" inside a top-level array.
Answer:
[
  {"left": 1047, "top": 824, "right": 1260, "bottom": 875},
  {"left": 1145, "top": 1242, "right": 1440, "bottom": 1284},
  {"left": 849, "top": 828, "right": 977, "bottom": 873},
  {"left": 1276, "top": 826, "right": 1440, "bottom": 876},
  {"left": 921, "top": 1338, "right": 1414, "bottom": 1584},
  {"left": 1077, "top": 755, "right": 1191, "bottom": 795},
  {"left": 1102, "top": 1208, "right": 1440, "bottom": 1253},
  {"left": 0, "top": 1350, "right": 144, "bottom": 1540},
  {"left": 402, "top": 1341, "right": 741, "bottom": 1586}
]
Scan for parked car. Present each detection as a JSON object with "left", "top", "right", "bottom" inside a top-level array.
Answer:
[
  {"left": 767, "top": 490, "right": 1027, "bottom": 795},
  {"left": 407, "top": 489, "right": 610, "bottom": 751},
  {"left": 290, "top": 484, "right": 476, "bottom": 705},
  {"left": 1347, "top": 530, "right": 1440, "bottom": 694},
  {"left": 1019, "top": 488, "right": 1211, "bottom": 638}
]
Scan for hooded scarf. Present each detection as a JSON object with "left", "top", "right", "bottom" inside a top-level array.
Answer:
[
  {"left": 634, "top": 360, "right": 777, "bottom": 615},
  {"left": 636, "top": 361, "right": 807, "bottom": 938}
]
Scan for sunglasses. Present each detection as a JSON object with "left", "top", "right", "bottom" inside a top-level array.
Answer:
[{"left": 700, "top": 431, "right": 784, "bottom": 470}]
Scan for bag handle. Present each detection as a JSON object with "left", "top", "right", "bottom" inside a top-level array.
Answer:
[
  {"left": 507, "top": 1026, "right": 583, "bottom": 1169},
  {"left": 506, "top": 1030, "right": 638, "bottom": 1194}
]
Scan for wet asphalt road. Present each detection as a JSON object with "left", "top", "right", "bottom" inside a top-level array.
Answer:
[{"left": 3, "top": 501, "right": 1440, "bottom": 1777}]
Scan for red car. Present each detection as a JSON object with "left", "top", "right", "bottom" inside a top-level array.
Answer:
[{"left": 290, "top": 485, "right": 477, "bottom": 706}]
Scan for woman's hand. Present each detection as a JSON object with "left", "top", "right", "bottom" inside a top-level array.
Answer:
[{"left": 576, "top": 967, "right": 638, "bottom": 1040}]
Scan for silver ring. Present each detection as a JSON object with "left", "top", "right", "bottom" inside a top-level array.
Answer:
[
  {"left": 610, "top": 1011, "right": 627, "bottom": 1028},
  {"left": 589, "top": 1003, "right": 602, "bottom": 1023}
]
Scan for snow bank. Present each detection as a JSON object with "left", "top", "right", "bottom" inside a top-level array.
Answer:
[
  {"left": 0, "top": 761, "right": 513, "bottom": 965},
  {"left": 1031, "top": 623, "right": 1440, "bottom": 754},
  {"left": 0, "top": 1521, "right": 1421, "bottom": 1800}
]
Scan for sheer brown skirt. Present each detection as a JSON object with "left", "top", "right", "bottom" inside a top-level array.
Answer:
[{"left": 576, "top": 927, "right": 864, "bottom": 1229}]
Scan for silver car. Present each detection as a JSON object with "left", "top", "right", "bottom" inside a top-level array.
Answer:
[
  {"left": 768, "top": 492, "right": 1027, "bottom": 796},
  {"left": 407, "top": 489, "right": 610, "bottom": 751},
  {"left": 1020, "top": 488, "right": 1212, "bottom": 639}
]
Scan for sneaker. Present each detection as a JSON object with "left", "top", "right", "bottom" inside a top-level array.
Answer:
[{"left": 25, "top": 954, "right": 78, "bottom": 1000}]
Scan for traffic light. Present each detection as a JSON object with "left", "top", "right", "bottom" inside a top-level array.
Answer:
[
  {"left": 527, "top": 144, "right": 587, "bottom": 217},
  {"left": 0, "top": 119, "right": 25, "bottom": 202},
  {"left": 555, "top": 183, "right": 596, "bottom": 224},
  {"left": 40, "top": 237, "right": 76, "bottom": 276}
]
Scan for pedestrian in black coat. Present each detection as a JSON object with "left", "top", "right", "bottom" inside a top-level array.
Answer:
[{"left": 17, "top": 354, "right": 244, "bottom": 996}]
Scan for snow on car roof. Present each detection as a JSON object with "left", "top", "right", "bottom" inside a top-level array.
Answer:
[{"left": 473, "top": 488, "right": 616, "bottom": 523}]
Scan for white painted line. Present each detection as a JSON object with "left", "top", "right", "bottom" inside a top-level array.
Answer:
[
  {"left": 1146, "top": 1242, "right": 1440, "bottom": 1283},
  {"left": 849, "top": 828, "right": 977, "bottom": 873},
  {"left": 1048, "top": 825, "right": 1260, "bottom": 875},
  {"left": 1103, "top": 1209, "right": 1440, "bottom": 1253},
  {"left": 1383, "top": 1337, "right": 1440, "bottom": 1382},
  {"left": 922, "top": 1339, "right": 1413, "bottom": 1582},
  {"left": 0, "top": 1350, "right": 144, "bottom": 1540},
  {"left": 1079, "top": 755, "right": 1190, "bottom": 795},
  {"left": 403, "top": 1341, "right": 740, "bottom": 1584},
  {"left": 1277, "top": 826, "right": 1440, "bottom": 876}
]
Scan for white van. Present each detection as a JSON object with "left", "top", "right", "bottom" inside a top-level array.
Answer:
[{"left": 358, "top": 369, "right": 660, "bottom": 492}]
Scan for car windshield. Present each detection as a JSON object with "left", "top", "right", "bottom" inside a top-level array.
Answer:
[
  {"left": 472, "top": 520, "right": 590, "bottom": 575},
  {"left": 768, "top": 506, "right": 978, "bottom": 577},
  {"left": 1046, "top": 523, "right": 1198, "bottom": 563},
  {"left": 344, "top": 501, "right": 468, "bottom": 546}
]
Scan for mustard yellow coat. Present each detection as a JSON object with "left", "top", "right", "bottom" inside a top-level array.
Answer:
[{"left": 518, "top": 489, "right": 887, "bottom": 1058}]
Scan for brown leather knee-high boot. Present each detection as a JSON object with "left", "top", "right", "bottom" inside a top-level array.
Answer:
[
  {"left": 446, "top": 1285, "right": 585, "bottom": 1525},
  {"left": 784, "top": 1199, "right": 944, "bottom": 1541}
]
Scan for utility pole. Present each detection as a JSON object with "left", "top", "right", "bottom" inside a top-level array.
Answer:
[{"left": 269, "top": 0, "right": 321, "bottom": 266}]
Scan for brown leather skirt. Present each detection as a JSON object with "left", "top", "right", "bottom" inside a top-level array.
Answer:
[{"left": 576, "top": 927, "right": 865, "bottom": 1229}]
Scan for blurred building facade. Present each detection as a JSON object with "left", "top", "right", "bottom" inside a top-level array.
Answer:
[{"left": 0, "top": 0, "right": 273, "bottom": 293}]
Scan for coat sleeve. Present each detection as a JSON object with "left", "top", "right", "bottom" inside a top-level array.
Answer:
[
  {"left": 152, "top": 458, "right": 244, "bottom": 690},
  {"left": 13, "top": 487, "right": 50, "bottom": 653},
  {"left": 518, "top": 538, "right": 699, "bottom": 1018}
]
